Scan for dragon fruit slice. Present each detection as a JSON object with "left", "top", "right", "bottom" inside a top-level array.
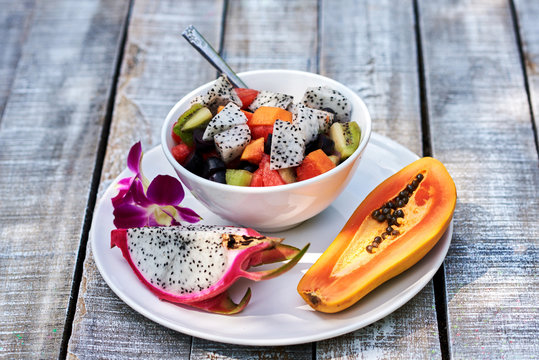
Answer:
[
  {"left": 301, "top": 86, "right": 352, "bottom": 123},
  {"left": 290, "top": 104, "right": 335, "bottom": 143},
  {"left": 111, "top": 225, "right": 309, "bottom": 314},
  {"left": 202, "top": 102, "right": 248, "bottom": 141},
  {"left": 270, "top": 119, "right": 306, "bottom": 170},
  {"left": 191, "top": 74, "right": 242, "bottom": 112},
  {"left": 248, "top": 90, "right": 294, "bottom": 112},
  {"left": 214, "top": 124, "right": 251, "bottom": 163}
]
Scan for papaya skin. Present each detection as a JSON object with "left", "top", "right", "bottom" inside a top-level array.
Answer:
[{"left": 297, "top": 157, "right": 456, "bottom": 313}]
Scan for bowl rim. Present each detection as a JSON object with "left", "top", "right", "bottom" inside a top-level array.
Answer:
[{"left": 160, "top": 69, "right": 372, "bottom": 193}]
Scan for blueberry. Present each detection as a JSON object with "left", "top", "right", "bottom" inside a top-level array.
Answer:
[
  {"left": 203, "top": 157, "right": 226, "bottom": 178},
  {"left": 208, "top": 170, "right": 226, "bottom": 184}
]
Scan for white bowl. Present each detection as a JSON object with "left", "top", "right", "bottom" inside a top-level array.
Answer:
[{"left": 161, "top": 70, "right": 372, "bottom": 232}]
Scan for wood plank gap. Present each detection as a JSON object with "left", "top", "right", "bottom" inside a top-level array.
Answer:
[
  {"left": 509, "top": 0, "right": 539, "bottom": 159},
  {"left": 57, "top": 1, "right": 134, "bottom": 358},
  {"left": 215, "top": 0, "right": 230, "bottom": 79},
  {"left": 311, "top": 342, "right": 316, "bottom": 360},
  {"left": 413, "top": 1, "right": 449, "bottom": 359}
]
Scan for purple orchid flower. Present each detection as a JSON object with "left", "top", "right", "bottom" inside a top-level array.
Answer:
[{"left": 112, "top": 142, "right": 201, "bottom": 228}]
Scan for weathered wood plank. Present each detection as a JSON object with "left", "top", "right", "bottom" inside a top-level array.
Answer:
[
  {"left": 67, "top": 0, "right": 226, "bottom": 358},
  {"left": 316, "top": 1, "right": 441, "bottom": 358},
  {"left": 188, "top": 0, "right": 318, "bottom": 357},
  {"left": 513, "top": 0, "right": 539, "bottom": 149},
  {"left": 418, "top": 0, "right": 539, "bottom": 358},
  {"left": 0, "top": 0, "right": 35, "bottom": 117},
  {"left": 0, "top": 0, "right": 130, "bottom": 358}
]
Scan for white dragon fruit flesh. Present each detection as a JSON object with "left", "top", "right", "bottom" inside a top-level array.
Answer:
[
  {"left": 301, "top": 86, "right": 351, "bottom": 123},
  {"left": 202, "top": 102, "right": 248, "bottom": 141},
  {"left": 214, "top": 124, "right": 251, "bottom": 163},
  {"left": 111, "top": 225, "right": 308, "bottom": 314},
  {"left": 270, "top": 119, "right": 306, "bottom": 170},
  {"left": 248, "top": 90, "right": 294, "bottom": 112},
  {"left": 191, "top": 74, "right": 242, "bottom": 112},
  {"left": 290, "top": 103, "right": 335, "bottom": 143}
]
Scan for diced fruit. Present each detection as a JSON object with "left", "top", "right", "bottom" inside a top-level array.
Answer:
[
  {"left": 217, "top": 105, "right": 253, "bottom": 122},
  {"left": 329, "top": 121, "right": 361, "bottom": 160},
  {"left": 203, "top": 156, "right": 226, "bottom": 178},
  {"left": 181, "top": 106, "right": 213, "bottom": 131},
  {"left": 226, "top": 169, "right": 253, "bottom": 186},
  {"left": 248, "top": 91, "right": 294, "bottom": 112},
  {"left": 250, "top": 154, "right": 286, "bottom": 187},
  {"left": 328, "top": 155, "right": 340, "bottom": 166},
  {"left": 209, "top": 170, "right": 226, "bottom": 183},
  {"left": 240, "top": 137, "right": 265, "bottom": 164},
  {"left": 317, "top": 134, "right": 335, "bottom": 156},
  {"left": 203, "top": 103, "right": 248, "bottom": 141},
  {"left": 234, "top": 88, "right": 259, "bottom": 109},
  {"left": 214, "top": 124, "right": 252, "bottom": 163},
  {"left": 296, "top": 149, "right": 336, "bottom": 181},
  {"left": 171, "top": 143, "right": 193, "bottom": 165},
  {"left": 171, "top": 128, "right": 182, "bottom": 144},
  {"left": 193, "top": 128, "right": 215, "bottom": 152},
  {"left": 301, "top": 85, "right": 351, "bottom": 122},
  {"left": 173, "top": 104, "right": 208, "bottom": 147},
  {"left": 278, "top": 168, "right": 296, "bottom": 184},
  {"left": 238, "top": 161, "right": 258, "bottom": 173},
  {"left": 183, "top": 151, "right": 204, "bottom": 176},
  {"left": 250, "top": 125, "right": 273, "bottom": 141},
  {"left": 191, "top": 75, "right": 242, "bottom": 113},
  {"left": 250, "top": 106, "right": 293, "bottom": 126},
  {"left": 270, "top": 119, "right": 306, "bottom": 170},
  {"left": 290, "top": 104, "right": 334, "bottom": 143}
]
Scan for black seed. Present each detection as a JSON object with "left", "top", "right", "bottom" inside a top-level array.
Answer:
[
  {"left": 381, "top": 232, "right": 389, "bottom": 239},
  {"left": 412, "top": 179, "right": 419, "bottom": 188},
  {"left": 386, "top": 226, "right": 393, "bottom": 233},
  {"left": 397, "top": 200, "right": 404, "bottom": 207},
  {"left": 400, "top": 190, "right": 409, "bottom": 197},
  {"left": 374, "top": 236, "right": 382, "bottom": 244},
  {"left": 407, "top": 184, "right": 414, "bottom": 193},
  {"left": 382, "top": 208, "right": 390, "bottom": 215},
  {"left": 376, "top": 214, "right": 386, "bottom": 222},
  {"left": 392, "top": 229, "right": 400, "bottom": 236},
  {"left": 395, "top": 209, "right": 404, "bottom": 218},
  {"left": 366, "top": 245, "right": 373, "bottom": 253},
  {"left": 372, "top": 242, "right": 379, "bottom": 248},
  {"left": 386, "top": 201, "right": 395, "bottom": 209},
  {"left": 372, "top": 210, "right": 380, "bottom": 218},
  {"left": 416, "top": 173, "right": 424, "bottom": 181},
  {"left": 403, "top": 197, "right": 409, "bottom": 204}
]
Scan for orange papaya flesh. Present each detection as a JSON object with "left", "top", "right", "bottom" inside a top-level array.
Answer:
[
  {"left": 297, "top": 157, "right": 456, "bottom": 313},
  {"left": 240, "top": 137, "right": 265, "bottom": 164},
  {"left": 249, "top": 106, "right": 293, "bottom": 126},
  {"left": 296, "top": 149, "right": 336, "bottom": 181}
]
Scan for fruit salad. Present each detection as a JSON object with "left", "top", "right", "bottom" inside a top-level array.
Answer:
[{"left": 170, "top": 75, "right": 361, "bottom": 186}]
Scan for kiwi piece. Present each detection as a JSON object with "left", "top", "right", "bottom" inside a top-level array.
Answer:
[
  {"left": 329, "top": 121, "right": 361, "bottom": 160},
  {"left": 225, "top": 169, "right": 253, "bottom": 186},
  {"left": 172, "top": 104, "right": 208, "bottom": 146},
  {"left": 181, "top": 106, "right": 213, "bottom": 131},
  {"left": 328, "top": 154, "right": 340, "bottom": 166},
  {"left": 278, "top": 168, "right": 296, "bottom": 184}
]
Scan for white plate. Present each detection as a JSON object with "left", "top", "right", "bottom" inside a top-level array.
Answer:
[{"left": 91, "top": 132, "right": 452, "bottom": 346}]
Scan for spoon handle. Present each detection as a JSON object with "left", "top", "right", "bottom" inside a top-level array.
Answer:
[{"left": 182, "top": 25, "right": 248, "bottom": 88}]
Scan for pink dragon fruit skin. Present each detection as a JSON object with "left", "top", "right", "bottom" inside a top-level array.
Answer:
[
  {"left": 301, "top": 85, "right": 351, "bottom": 123},
  {"left": 270, "top": 119, "right": 306, "bottom": 170},
  {"left": 202, "top": 102, "right": 248, "bottom": 141},
  {"left": 214, "top": 124, "right": 251, "bottom": 163},
  {"left": 111, "top": 225, "right": 308, "bottom": 314},
  {"left": 247, "top": 90, "right": 294, "bottom": 112}
]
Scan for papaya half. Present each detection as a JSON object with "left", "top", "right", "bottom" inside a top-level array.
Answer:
[{"left": 297, "top": 157, "right": 456, "bottom": 313}]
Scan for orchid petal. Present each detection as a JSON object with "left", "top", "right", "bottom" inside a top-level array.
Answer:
[
  {"left": 113, "top": 203, "right": 149, "bottom": 228},
  {"left": 127, "top": 142, "right": 142, "bottom": 174},
  {"left": 174, "top": 206, "right": 202, "bottom": 223},
  {"left": 111, "top": 177, "right": 136, "bottom": 207},
  {"left": 130, "top": 179, "right": 153, "bottom": 207},
  {"left": 146, "top": 175, "right": 185, "bottom": 206}
]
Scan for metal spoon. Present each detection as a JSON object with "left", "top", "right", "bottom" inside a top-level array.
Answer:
[{"left": 181, "top": 25, "right": 248, "bottom": 88}]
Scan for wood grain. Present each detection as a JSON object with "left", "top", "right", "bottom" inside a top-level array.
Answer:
[
  {"left": 418, "top": 0, "right": 539, "bottom": 358},
  {"left": 513, "top": 0, "right": 539, "bottom": 149},
  {"left": 0, "top": 0, "right": 130, "bottom": 358},
  {"left": 66, "top": 0, "right": 226, "bottom": 358},
  {"left": 0, "top": 0, "right": 35, "bottom": 117},
  {"left": 189, "top": 0, "right": 318, "bottom": 356},
  {"left": 315, "top": 1, "right": 441, "bottom": 358}
]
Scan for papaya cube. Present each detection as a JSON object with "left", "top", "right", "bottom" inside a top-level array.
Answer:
[
  {"left": 249, "top": 106, "right": 293, "bottom": 126},
  {"left": 296, "top": 149, "right": 336, "bottom": 181},
  {"left": 240, "top": 137, "right": 265, "bottom": 164}
]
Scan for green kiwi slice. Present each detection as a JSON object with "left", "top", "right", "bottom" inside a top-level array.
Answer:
[
  {"left": 225, "top": 169, "right": 253, "bottom": 186},
  {"left": 173, "top": 104, "right": 211, "bottom": 146},
  {"left": 329, "top": 121, "right": 361, "bottom": 160}
]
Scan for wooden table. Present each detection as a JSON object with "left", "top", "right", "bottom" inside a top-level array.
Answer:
[{"left": 1, "top": 0, "right": 537, "bottom": 358}]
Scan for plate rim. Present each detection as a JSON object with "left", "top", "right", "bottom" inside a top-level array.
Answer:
[{"left": 90, "top": 132, "right": 452, "bottom": 346}]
